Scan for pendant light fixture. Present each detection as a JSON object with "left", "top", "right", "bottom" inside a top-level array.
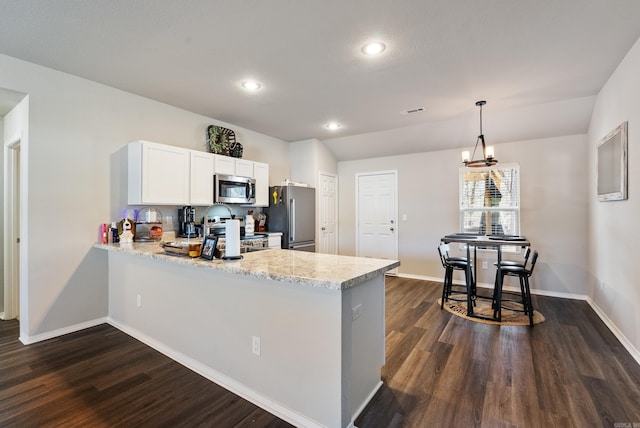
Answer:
[{"left": 461, "top": 100, "right": 498, "bottom": 167}]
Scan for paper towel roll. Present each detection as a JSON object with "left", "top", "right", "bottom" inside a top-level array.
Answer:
[{"left": 225, "top": 219, "right": 241, "bottom": 258}]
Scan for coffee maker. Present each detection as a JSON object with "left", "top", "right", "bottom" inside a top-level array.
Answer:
[{"left": 178, "top": 206, "right": 197, "bottom": 238}]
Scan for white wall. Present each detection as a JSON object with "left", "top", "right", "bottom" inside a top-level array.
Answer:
[
  {"left": 0, "top": 116, "right": 3, "bottom": 313},
  {"left": 338, "top": 134, "right": 590, "bottom": 295},
  {"left": 289, "top": 138, "right": 338, "bottom": 186},
  {"left": 0, "top": 53, "right": 290, "bottom": 340},
  {"left": 588, "top": 36, "right": 640, "bottom": 355},
  {"left": 290, "top": 138, "right": 338, "bottom": 246}
]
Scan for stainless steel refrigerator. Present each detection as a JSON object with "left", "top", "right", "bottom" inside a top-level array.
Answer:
[{"left": 265, "top": 185, "right": 315, "bottom": 251}]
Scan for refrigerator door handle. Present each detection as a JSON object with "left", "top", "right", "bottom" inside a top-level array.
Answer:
[{"left": 290, "top": 198, "right": 295, "bottom": 242}]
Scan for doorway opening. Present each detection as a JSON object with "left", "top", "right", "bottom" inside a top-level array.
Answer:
[{"left": 3, "top": 138, "right": 20, "bottom": 320}]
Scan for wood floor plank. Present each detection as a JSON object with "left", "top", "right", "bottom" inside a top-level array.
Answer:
[{"left": 2, "top": 276, "right": 640, "bottom": 427}]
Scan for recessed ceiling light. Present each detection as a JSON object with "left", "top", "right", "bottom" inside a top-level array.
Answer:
[
  {"left": 361, "top": 41, "right": 386, "bottom": 56},
  {"left": 325, "top": 122, "right": 342, "bottom": 130},
  {"left": 241, "top": 81, "right": 261, "bottom": 91}
]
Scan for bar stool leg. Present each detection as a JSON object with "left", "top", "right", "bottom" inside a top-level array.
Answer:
[
  {"left": 440, "top": 267, "right": 449, "bottom": 309},
  {"left": 516, "top": 276, "right": 525, "bottom": 314},
  {"left": 524, "top": 276, "right": 534, "bottom": 327},
  {"left": 493, "top": 270, "right": 507, "bottom": 320}
]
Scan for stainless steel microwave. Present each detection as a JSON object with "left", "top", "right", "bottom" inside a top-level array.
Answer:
[{"left": 214, "top": 174, "right": 256, "bottom": 204}]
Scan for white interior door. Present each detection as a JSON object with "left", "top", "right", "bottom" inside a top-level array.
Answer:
[
  {"left": 356, "top": 171, "right": 398, "bottom": 274},
  {"left": 318, "top": 172, "right": 338, "bottom": 254}
]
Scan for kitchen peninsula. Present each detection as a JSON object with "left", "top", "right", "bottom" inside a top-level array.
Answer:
[{"left": 97, "top": 242, "right": 399, "bottom": 428}]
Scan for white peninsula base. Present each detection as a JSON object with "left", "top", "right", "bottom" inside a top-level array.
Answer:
[{"left": 103, "top": 245, "right": 399, "bottom": 427}]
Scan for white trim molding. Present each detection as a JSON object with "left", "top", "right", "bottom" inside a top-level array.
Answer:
[{"left": 19, "top": 317, "right": 107, "bottom": 345}]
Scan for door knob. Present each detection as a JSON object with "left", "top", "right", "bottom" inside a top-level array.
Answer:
[
  {"left": 321, "top": 227, "right": 326, "bottom": 231},
  {"left": 390, "top": 227, "right": 395, "bottom": 232}
]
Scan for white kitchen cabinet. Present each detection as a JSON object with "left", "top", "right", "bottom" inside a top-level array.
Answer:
[
  {"left": 235, "top": 159, "right": 254, "bottom": 178},
  {"left": 266, "top": 232, "right": 282, "bottom": 248},
  {"left": 213, "top": 154, "right": 235, "bottom": 175},
  {"left": 128, "top": 141, "right": 190, "bottom": 205},
  {"left": 252, "top": 161, "right": 270, "bottom": 207},
  {"left": 190, "top": 151, "right": 215, "bottom": 205},
  {"left": 128, "top": 140, "right": 269, "bottom": 207}
]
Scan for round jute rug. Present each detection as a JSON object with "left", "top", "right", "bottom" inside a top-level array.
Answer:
[{"left": 438, "top": 297, "right": 545, "bottom": 326}]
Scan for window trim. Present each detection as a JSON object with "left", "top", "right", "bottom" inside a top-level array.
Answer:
[{"left": 458, "top": 164, "right": 521, "bottom": 252}]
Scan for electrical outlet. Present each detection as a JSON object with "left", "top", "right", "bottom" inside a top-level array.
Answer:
[
  {"left": 352, "top": 304, "right": 363, "bottom": 321},
  {"left": 136, "top": 294, "right": 142, "bottom": 308},
  {"left": 482, "top": 261, "right": 488, "bottom": 270},
  {"left": 252, "top": 336, "right": 261, "bottom": 356}
]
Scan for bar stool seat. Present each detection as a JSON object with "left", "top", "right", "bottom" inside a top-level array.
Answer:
[{"left": 493, "top": 247, "right": 531, "bottom": 269}]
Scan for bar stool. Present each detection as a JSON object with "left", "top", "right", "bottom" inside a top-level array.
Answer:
[
  {"left": 438, "top": 243, "right": 475, "bottom": 309},
  {"left": 493, "top": 250, "right": 538, "bottom": 327}
]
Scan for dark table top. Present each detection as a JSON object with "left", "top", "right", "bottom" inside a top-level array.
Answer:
[{"left": 442, "top": 234, "right": 530, "bottom": 247}]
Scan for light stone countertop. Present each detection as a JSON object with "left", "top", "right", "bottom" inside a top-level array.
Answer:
[{"left": 94, "top": 242, "right": 400, "bottom": 291}]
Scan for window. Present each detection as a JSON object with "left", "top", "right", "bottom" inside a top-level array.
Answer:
[{"left": 459, "top": 164, "right": 520, "bottom": 244}]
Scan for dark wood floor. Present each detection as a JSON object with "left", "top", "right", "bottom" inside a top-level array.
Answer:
[
  {"left": 0, "top": 319, "right": 293, "bottom": 427},
  {"left": 356, "top": 277, "right": 640, "bottom": 427},
  {"left": 1, "top": 277, "right": 639, "bottom": 427}
]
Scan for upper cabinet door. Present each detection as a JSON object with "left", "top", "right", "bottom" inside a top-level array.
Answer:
[
  {"left": 252, "top": 161, "right": 269, "bottom": 207},
  {"left": 190, "top": 151, "right": 215, "bottom": 206},
  {"left": 235, "top": 159, "right": 254, "bottom": 178},
  {"left": 213, "top": 154, "right": 235, "bottom": 175},
  {"left": 128, "top": 141, "right": 190, "bottom": 205}
]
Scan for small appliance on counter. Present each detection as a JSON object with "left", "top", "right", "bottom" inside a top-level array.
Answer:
[
  {"left": 178, "top": 206, "right": 197, "bottom": 238},
  {"left": 134, "top": 207, "right": 163, "bottom": 242}
]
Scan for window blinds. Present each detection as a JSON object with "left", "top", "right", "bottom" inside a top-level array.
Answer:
[{"left": 459, "top": 164, "right": 520, "bottom": 236}]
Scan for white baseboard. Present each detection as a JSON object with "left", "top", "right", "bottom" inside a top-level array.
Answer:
[
  {"left": 397, "top": 272, "right": 589, "bottom": 299},
  {"left": 584, "top": 298, "right": 640, "bottom": 366},
  {"left": 350, "top": 380, "right": 383, "bottom": 428},
  {"left": 397, "top": 273, "right": 443, "bottom": 282},
  {"left": 107, "top": 317, "right": 324, "bottom": 428},
  {"left": 397, "top": 272, "right": 640, "bottom": 366},
  {"left": 19, "top": 317, "right": 108, "bottom": 345}
]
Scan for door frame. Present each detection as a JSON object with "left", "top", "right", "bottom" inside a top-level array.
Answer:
[
  {"left": 3, "top": 134, "right": 21, "bottom": 320},
  {"left": 355, "top": 170, "right": 398, "bottom": 274},
  {"left": 318, "top": 171, "right": 338, "bottom": 254}
]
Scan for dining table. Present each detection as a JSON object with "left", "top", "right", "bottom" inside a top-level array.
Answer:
[{"left": 440, "top": 233, "right": 531, "bottom": 322}]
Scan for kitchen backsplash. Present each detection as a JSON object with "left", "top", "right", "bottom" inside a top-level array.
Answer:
[{"left": 122, "top": 205, "right": 264, "bottom": 232}]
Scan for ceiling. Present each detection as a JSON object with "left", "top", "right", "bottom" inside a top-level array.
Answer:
[
  {"left": 0, "top": 88, "right": 27, "bottom": 116},
  {"left": 1, "top": 0, "right": 640, "bottom": 160}
]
